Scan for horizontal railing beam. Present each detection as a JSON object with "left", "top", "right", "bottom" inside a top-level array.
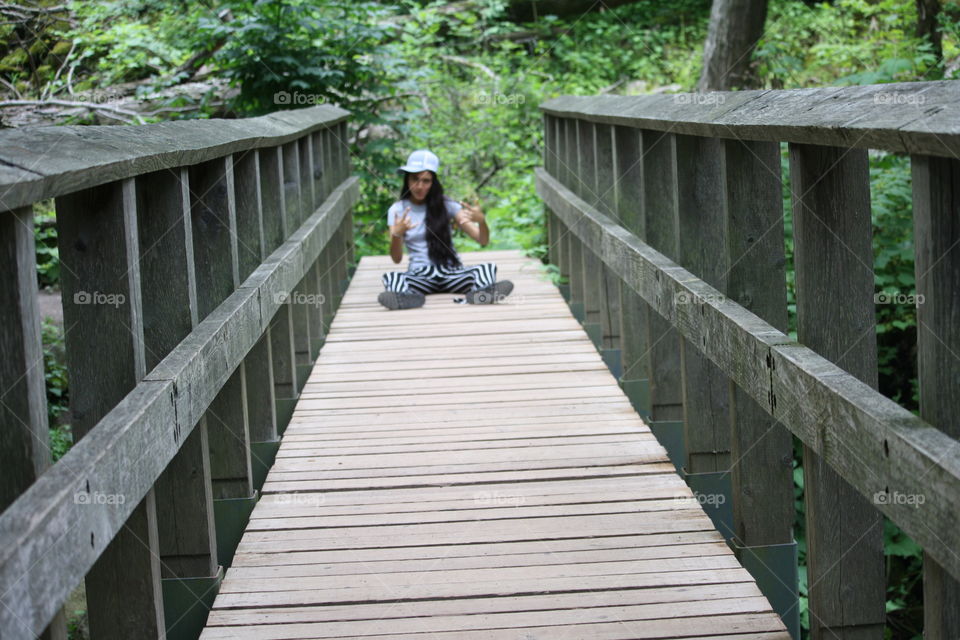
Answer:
[
  {"left": 0, "top": 105, "right": 349, "bottom": 211},
  {"left": 0, "top": 176, "right": 358, "bottom": 639},
  {"left": 540, "top": 81, "right": 959, "bottom": 158},
  {"left": 535, "top": 166, "right": 960, "bottom": 581}
]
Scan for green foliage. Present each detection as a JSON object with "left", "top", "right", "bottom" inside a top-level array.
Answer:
[
  {"left": 203, "top": 0, "right": 398, "bottom": 115},
  {"left": 755, "top": 0, "right": 941, "bottom": 88},
  {"left": 33, "top": 200, "right": 60, "bottom": 289},
  {"left": 42, "top": 319, "right": 72, "bottom": 461},
  {"left": 870, "top": 153, "right": 919, "bottom": 410},
  {"left": 60, "top": 0, "right": 205, "bottom": 88}
]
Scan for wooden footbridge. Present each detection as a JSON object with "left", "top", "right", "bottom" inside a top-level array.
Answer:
[{"left": 1, "top": 80, "right": 959, "bottom": 640}]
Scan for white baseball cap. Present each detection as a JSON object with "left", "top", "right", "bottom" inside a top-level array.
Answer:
[{"left": 399, "top": 149, "right": 440, "bottom": 174}]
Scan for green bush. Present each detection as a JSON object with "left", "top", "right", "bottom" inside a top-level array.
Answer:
[{"left": 42, "top": 319, "right": 71, "bottom": 462}]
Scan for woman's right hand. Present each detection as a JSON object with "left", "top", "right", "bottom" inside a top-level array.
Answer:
[{"left": 390, "top": 206, "right": 416, "bottom": 237}]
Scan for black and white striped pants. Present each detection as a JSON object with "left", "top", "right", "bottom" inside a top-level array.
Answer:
[{"left": 381, "top": 262, "right": 497, "bottom": 295}]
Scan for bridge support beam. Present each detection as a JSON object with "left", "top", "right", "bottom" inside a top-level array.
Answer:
[
  {"left": 641, "top": 130, "right": 683, "bottom": 423},
  {"left": 612, "top": 125, "right": 651, "bottom": 416},
  {"left": 57, "top": 179, "right": 166, "bottom": 639},
  {"left": 723, "top": 139, "right": 798, "bottom": 639},
  {"left": 136, "top": 165, "right": 224, "bottom": 639},
  {"left": 0, "top": 207, "right": 68, "bottom": 640},
  {"left": 791, "top": 143, "right": 885, "bottom": 639},
  {"left": 674, "top": 134, "right": 732, "bottom": 483},
  {"left": 912, "top": 154, "right": 960, "bottom": 638}
]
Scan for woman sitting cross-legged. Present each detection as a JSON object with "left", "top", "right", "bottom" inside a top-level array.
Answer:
[{"left": 378, "top": 149, "right": 514, "bottom": 310}]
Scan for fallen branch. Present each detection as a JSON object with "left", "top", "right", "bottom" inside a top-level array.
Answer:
[
  {"left": 439, "top": 54, "right": 499, "bottom": 88},
  {"left": 0, "top": 99, "right": 147, "bottom": 124}
]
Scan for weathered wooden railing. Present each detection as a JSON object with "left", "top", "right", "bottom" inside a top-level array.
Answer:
[
  {"left": 538, "top": 81, "right": 960, "bottom": 639},
  {"left": 0, "top": 105, "right": 357, "bottom": 639}
]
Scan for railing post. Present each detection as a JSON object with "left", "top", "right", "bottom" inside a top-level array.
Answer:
[
  {"left": 790, "top": 143, "right": 884, "bottom": 639},
  {"left": 612, "top": 124, "right": 652, "bottom": 420},
  {"left": 322, "top": 127, "right": 336, "bottom": 201},
  {"left": 911, "top": 154, "right": 960, "bottom": 637},
  {"left": 299, "top": 134, "right": 314, "bottom": 216},
  {"left": 543, "top": 113, "right": 556, "bottom": 179},
  {"left": 284, "top": 139, "right": 314, "bottom": 391},
  {"left": 333, "top": 218, "right": 348, "bottom": 297},
  {"left": 594, "top": 122, "right": 622, "bottom": 378},
  {"left": 234, "top": 150, "right": 279, "bottom": 492},
  {"left": 136, "top": 167, "right": 222, "bottom": 638},
  {"left": 260, "top": 147, "right": 286, "bottom": 253},
  {"left": 577, "top": 119, "right": 605, "bottom": 348},
  {"left": 641, "top": 130, "right": 684, "bottom": 430},
  {"left": 0, "top": 207, "right": 68, "bottom": 640},
  {"left": 318, "top": 237, "right": 336, "bottom": 334},
  {"left": 673, "top": 134, "right": 733, "bottom": 535},
  {"left": 56, "top": 179, "right": 165, "bottom": 638},
  {"left": 310, "top": 129, "right": 327, "bottom": 206},
  {"left": 343, "top": 206, "right": 356, "bottom": 278},
  {"left": 260, "top": 145, "right": 299, "bottom": 434},
  {"left": 189, "top": 156, "right": 256, "bottom": 570},
  {"left": 564, "top": 119, "right": 585, "bottom": 321},
  {"left": 549, "top": 116, "right": 571, "bottom": 302},
  {"left": 282, "top": 141, "right": 303, "bottom": 230},
  {"left": 723, "top": 139, "right": 799, "bottom": 638},
  {"left": 303, "top": 133, "right": 328, "bottom": 359},
  {"left": 292, "top": 271, "right": 315, "bottom": 390},
  {"left": 336, "top": 121, "right": 349, "bottom": 186}
]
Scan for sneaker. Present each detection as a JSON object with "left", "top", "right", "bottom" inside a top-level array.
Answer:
[
  {"left": 466, "top": 280, "right": 514, "bottom": 304},
  {"left": 378, "top": 290, "right": 425, "bottom": 310}
]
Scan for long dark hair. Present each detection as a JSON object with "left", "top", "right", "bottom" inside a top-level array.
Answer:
[{"left": 400, "top": 171, "right": 461, "bottom": 269}]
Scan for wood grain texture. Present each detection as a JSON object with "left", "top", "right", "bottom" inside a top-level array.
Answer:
[
  {"left": 540, "top": 81, "right": 960, "bottom": 158},
  {"left": 912, "top": 154, "right": 960, "bottom": 636},
  {"left": 535, "top": 167, "right": 960, "bottom": 582},
  {"left": 0, "top": 176, "right": 358, "bottom": 640},
  {"left": 612, "top": 125, "right": 650, "bottom": 385},
  {"left": 0, "top": 208, "right": 50, "bottom": 511},
  {"left": 790, "top": 143, "right": 884, "bottom": 637},
  {"left": 722, "top": 139, "right": 794, "bottom": 547},
  {"left": 55, "top": 177, "right": 165, "bottom": 638},
  {"left": 0, "top": 105, "right": 348, "bottom": 211},
  {"left": 200, "top": 250, "right": 788, "bottom": 639},
  {"left": 641, "top": 130, "right": 683, "bottom": 421},
  {"left": 675, "top": 134, "right": 730, "bottom": 473}
]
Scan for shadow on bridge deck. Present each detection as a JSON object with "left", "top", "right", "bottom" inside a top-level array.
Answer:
[{"left": 199, "top": 249, "right": 789, "bottom": 639}]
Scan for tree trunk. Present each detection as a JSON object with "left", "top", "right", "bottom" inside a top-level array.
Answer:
[
  {"left": 698, "top": 0, "right": 769, "bottom": 91},
  {"left": 915, "top": 0, "right": 943, "bottom": 68}
]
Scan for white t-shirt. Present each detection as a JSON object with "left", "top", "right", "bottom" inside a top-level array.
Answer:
[{"left": 387, "top": 197, "right": 462, "bottom": 269}]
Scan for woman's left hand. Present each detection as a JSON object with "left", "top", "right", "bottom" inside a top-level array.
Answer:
[{"left": 455, "top": 201, "right": 485, "bottom": 227}]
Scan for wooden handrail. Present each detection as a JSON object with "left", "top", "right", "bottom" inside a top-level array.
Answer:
[
  {"left": 0, "top": 105, "right": 349, "bottom": 210},
  {"left": 541, "top": 81, "right": 960, "bottom": 158},
  {"left": 0, "top": 106, "right": 356, "bottom": 639},
  {"left": 539, "top": 80, "right": 960, "bottom": 637}
]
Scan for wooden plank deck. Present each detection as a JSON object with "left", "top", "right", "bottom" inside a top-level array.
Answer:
[{"left": 200, "top": 250, "right": 790, "bottom": 639}]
